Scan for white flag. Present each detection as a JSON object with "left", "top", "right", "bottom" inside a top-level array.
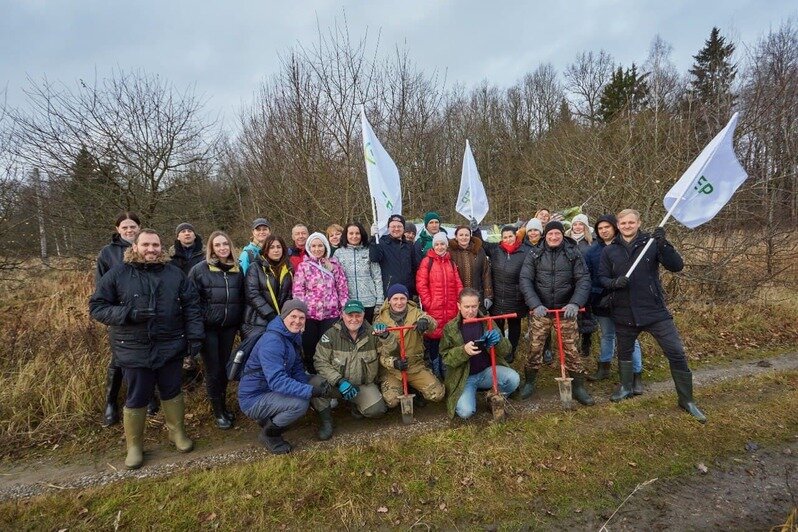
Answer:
[
  {"left": 361, "top": 109, "right": 402, "bottom": 235},
  {"left": 664, "top": 112, "right": 748, "bottom": 228},
  {"left": 455, "top": 140, "right": 489, "bottom": 223}
]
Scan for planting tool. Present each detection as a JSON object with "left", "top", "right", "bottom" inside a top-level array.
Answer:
[
  {"left": 382, "top": 325, "right": 416, "bottom": 424},
  {"left": 548, "top": 307, "right": 585, "bottom": 409}
]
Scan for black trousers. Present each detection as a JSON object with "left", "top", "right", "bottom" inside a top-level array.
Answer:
[
  {"left": 364, "top": 306, "right": 375, "bottom": 325},
  {"left": 302, "top": 317, "right": 337, "bottom": 373},
  {"left": 615, "top": 318, "right": 689, "bottom": 372},
  {"left": 201, "top": 325, "right": 238, "bottom": 400},
  {"left": 494, "top": 317, "right": 522, "bottom": 355},
  {"left": 122, "top": 357, "right": 182, "bottom": 409}
]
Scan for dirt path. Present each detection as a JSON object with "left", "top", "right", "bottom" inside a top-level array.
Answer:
[{"left": 1, "top": 351, "right": 797, "bottom": 503}]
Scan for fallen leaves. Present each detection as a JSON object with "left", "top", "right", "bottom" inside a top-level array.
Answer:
[{"left": 697, "top": 463, "right": 708, "bottom": 474}]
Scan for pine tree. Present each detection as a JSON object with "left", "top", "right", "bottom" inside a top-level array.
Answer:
[
  {"left": 598, "top": 64, "right": 650, "bottom": 122},
  {"left": 688, "top": 27, "right": 737, "bottom": 109}
]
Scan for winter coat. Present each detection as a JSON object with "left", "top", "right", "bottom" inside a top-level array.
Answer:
[
  {"left": 569, "top": 234, "right": 592, "bottom": 256},
  {"left": 413, "top": 228, "right": 449, "bottom": 268},
  {"left": 585, "top": 239, "right": 611, "bottom": 317},
  {"left": 336, "top": 245, "right": 384, "bottom": 309},
  {"left": 243, "top": 262, "right": 293, "bottom": 337},
  {"left": 519, "top": 238, "right": 591, "bottom": 310},
  {"left": 95, "top": 233, "right": 131, "bottom": 288},
  {"left": 314, "top": 320, "right": 398, "bottom": 386},
  {"left": 483, "top": 239, "right": 529, "bottom": 315},
  {"left": 448, "top": 238, "right": 493, "bottom": 301},
  {"left": 288, "top": 247, "right": 306, "bottom": 272},
  {"left": 169, "top": 237, "right": 205, "bottom": 276},
  {"left": 238, "top": 242, "right": 262, "bottom": 275},
  {"left": 369, "top": 235, "right": 417, "bottom": 296},
  {"left": 416, "top": 249, "right": 463, "bottom": 340},
  {"left": 89, "top": 249, "right": 204, "bottom": 370},
  {"left": 188, "top": 260, "right": 245, "bottom": 329},
  {"left": 292, "top": 256, "right": 349, "bottom": 321},
  {"left": 237, "top": 317, "right": 312, "bottom": 413},
  {"left": 375, "top": 300, "right": 437, "bottom": 378},
  {"left": 598, "top": 232, "right": 684, "bottom": 328},
  {"left": 440, "top": 314, "right": 512, "bottom": 418}
]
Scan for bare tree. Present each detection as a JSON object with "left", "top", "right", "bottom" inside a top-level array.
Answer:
[{"left": 565, "top": 50, "right": 614, "bottom": 126}]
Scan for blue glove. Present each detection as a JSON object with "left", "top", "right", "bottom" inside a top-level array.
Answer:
[
  {"left": 337, "top": 380, "right": 359, "bottom": 401},
  {"left": 373, "top": 322, "right": 389, "bottom": 338},
  {"left": 563, "top": 303, "right": 579, "bottom": 320},
  {"left": 483, "top": 329, "right": 502, "bottom": 348}
]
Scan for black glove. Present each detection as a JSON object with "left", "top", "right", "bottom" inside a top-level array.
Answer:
[
  {"left": 130, "top": 307, "right": 156, "bottom": 323},
  {"left": 188, "top": 341, "right": 202, "bottom": 357},
  {"left": 415, "top": 318, "right": 430, "bottom": 333},
  {"left": 392, "top": 357, "right": 408, "bottom": 371},
  {"left": 469, "top": 218, "right": 479, "bottom": 232},
  {"left": 609, "top": 276, "right": 629, "bottom": 289},
  {"left": 311, "top": 382, "right": 331, "bottom": 398},
  {"left": 652, "top": 227, "right": 671, "bottom": 247}
]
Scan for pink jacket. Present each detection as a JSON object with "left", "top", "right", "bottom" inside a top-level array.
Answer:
[{"left": 292, "top": 256, "right": 349, "bottom": 320}]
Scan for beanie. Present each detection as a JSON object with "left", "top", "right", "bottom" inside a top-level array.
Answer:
[
  {"left": 175, "top": 222, "right": 195, "bottom": 236},
  {"left": 386, "top": 284, "right": 409, "bottom": 300},
  {"left": 404, "top": 221, "right": 417, "bottom": 234},
  {"left": 571, "top": 214, "right": 589, "bottom": 228},
  {"left": 525, "top": 218, "right": 543, "bottom": 233},
  {"left": 424, "top": 211, "right": 441, "bottom": 227},
  {"left": 280, "top": 299, "right": 308, "bottom": 319},
  {"left": 543, "top": 220, "right": 565, "bottom": 236},
  {"left": 388, "top": 214, "right": 406, "bottom": 227},
  {"left": 305, "top": 232, "right": 331, "bottom": 257},
  {"left": 432, "top": 232, "right": 448, "bottom": 246}
]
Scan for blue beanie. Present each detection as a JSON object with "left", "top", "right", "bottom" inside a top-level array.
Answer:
[{"left": 386, "top": 284, "right": 409, "bottom": 300}]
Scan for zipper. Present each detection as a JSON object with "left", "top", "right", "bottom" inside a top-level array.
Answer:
[{"left": 223, "top": 272, "right": 229, "bottom": 327}]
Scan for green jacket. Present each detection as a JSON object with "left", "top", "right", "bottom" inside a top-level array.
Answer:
[
  {"left": 314, "top": 320, "right": 397, "bottom": 386},
  {"left": 439, "top": 314, "right": 512, "bottom": 418},
  {"left": 375, "top": 300, "right": 437, "bottom": 379}
]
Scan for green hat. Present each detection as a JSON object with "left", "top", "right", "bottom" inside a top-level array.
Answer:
[
  {"left": 424, "top": 211, "right": 441, "bottom": 227},
  {"left": 342, "top": 299, "right": 365, "bottom": 314}
]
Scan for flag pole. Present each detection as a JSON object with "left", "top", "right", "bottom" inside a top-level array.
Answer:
[{"left": 624, "top": 193, "right": 685, "bottom": 278}]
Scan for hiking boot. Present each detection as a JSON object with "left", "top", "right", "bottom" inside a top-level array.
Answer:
[
  {"left": 570, "top": 373, "right": 595, "bottom": 406},
  {"left": 587, "top": 361, "right": 612, "bottom": 382},
  {"left": 519, "top": 368, "right": 538, "bottom": 400},
  {"left": 258, "top": 420, "right": 292, "bottom": 454},
  {"left": 162, "top": 394, "right": 194, "bottom": 452},
  {"left": 317, "top": 408, "right": 333, "bottom": 441},
  {"left": 210, "top": 397, "right": 232, "bottom": 430},
  {"left": 103, "top": 366, "right": 123, "bottom": 427},
  {"left": 671, "top": 369, "right": 707, "bottom": 423},
  {"left": 632, "top": 372, "right": 644, "bottom": 395},
  {"left": 147, "top": 393, "right": 160, "bottom": 417},
  {"left": 610, "top": 360, "right": 635, "bottom": 402},
  {"left": 122, "top": 407, "right": 147, "bottom": 470}
]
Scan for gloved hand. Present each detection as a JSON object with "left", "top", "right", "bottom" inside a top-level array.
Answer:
[
  {"left": 482, "top": 329, "right": 503, "bottom": 348},
  {"left": 653, "top": 226, "right": 666, "bottom": 242},
  {"left": 609, "top": 276, "right": 629, "bottom": 289},
  {"left": 188, "top": 341, "right": 203, "bottom": 357},
  {"left": 373, "top": 322, "right": 390, "bottom": 339},
  {"left": 469, "top": 218, "right": 479, "bottom": 232},
  {"left": 415, "top": 318, "right": 430, "bottom": 333},
  {"left": 392, "top": 357, "right": 408, "bottom": 371},
  {"left": 311, "top": 381, "right": 331, "bottom": 398},
  {"left": 483, "top": 298, "right": 493, "bottom": 310},
  {"left": 533, "top": 305, "right": 548, "bottom": 318},
  {"left": 370, "top": 223, "right": 379, "bottom": 237},
  {"left": 337, "top": 379, "right": 359, "bottom": 401},
  {"left": 130, "top": 307, "right": 156, "bottom": 323},
  {"left": 563, "top": 303, "right": 579, "bottom": 320}
]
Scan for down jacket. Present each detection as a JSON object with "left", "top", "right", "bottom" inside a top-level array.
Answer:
[
  {"left": 313, "top": 320, "right": 398, "bottom": 386},
  {"left": 369, "top": 235, "right": 417, "bottom": 296},
  {"left": 483, "top": 239, "right": 529, "bottom": 315},
  {"left": 335, "top": 245, "right": 384, "bottom": 309},
  {"left": 243, "top": 262, "right": 293, "bottom": 338},
  {"left": 169, "top": 237, "right": 205, "bottom": 275},
  {"left": 188, "top": 260, "right": 245, "bottom": 329},
  {"left": 448, "top": 238, "right": 493, "bottom": 301},
  {"left": 519, "top": 238, "right": 591, "bottom": 310},
  {"left": 89, "top": 249, "right": 204, "bottom": 369},
  {"left": 292, "top": 256, "right": 349, "bottom": 321},
  {"left": 416, "top": 249, "right": 463, "bottom": 340},
  {"left": 95, "top": 233, "right": 131, "bottom": 288}
]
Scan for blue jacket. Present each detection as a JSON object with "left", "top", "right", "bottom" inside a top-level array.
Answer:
[
  {"left": 585, "top": 240, "right": 609, "bottom": 315},
  {"left": 237, "top": 317, "right": 312, "bottom": 412},
  {"left": 238, "top": 242, "right": 262, "bottom": 275}
]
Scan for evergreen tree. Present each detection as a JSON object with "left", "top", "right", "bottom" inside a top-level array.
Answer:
[
  {"left": 688, "top": 27, "right": 737, "bottom": 110},
  {"left": 598, "top": 64, "right": 650, "bottom": 122}
]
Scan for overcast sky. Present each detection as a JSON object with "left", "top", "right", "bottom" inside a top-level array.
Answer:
[{"left": 2, "top": 0, "right": 795, "bottom": 131}]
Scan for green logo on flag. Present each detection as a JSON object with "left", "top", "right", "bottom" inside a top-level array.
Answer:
[
  {"left": 381, "top": 191, "right": 393, "bottom": 211},
  {"left": 460, "top": 189, "right": 471, "bottom": 205},
  {"left": 364, "top": 142, "right": 376, "bottom": 165},
  {"left": 694, "top": 176, "right": 714, "bottom": 195}
]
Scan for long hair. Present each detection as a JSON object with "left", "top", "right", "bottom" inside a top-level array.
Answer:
[
  {"left": 260, "top": 235, "right": 290, "bottom": 270},
  {"left": 206, "top": 230, "right": 239, "bottom": 264},
  {"left": 340, "top": 222, "right": 370, "bottom": 249}
]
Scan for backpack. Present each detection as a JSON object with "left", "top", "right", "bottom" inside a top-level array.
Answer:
[{"left": 226, "top": 330, "right": 266, "bottom": 381}]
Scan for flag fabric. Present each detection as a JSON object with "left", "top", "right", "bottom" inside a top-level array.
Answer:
[
  {"left": 361, "top": 110, "right": 402, "bottom": 235},
  {"left": 664, "top": 112, "right": 748, "bottom": 228},
  {"left": 455, "top": 140, "right": 489, "bottom": 223}
]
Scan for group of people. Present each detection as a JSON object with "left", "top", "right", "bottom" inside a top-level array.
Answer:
[{"left": 89, "top": 206, "right": 706, "bottom": 467}]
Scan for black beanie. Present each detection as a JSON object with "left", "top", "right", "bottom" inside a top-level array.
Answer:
[
  {"left": 175, "top": 222, "right": 195, "bottom": 236},
  {"left": 543, "top": 220, "right": 565, "bottom": 236}
]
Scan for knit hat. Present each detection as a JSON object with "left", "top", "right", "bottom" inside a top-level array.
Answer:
[
  {"left": 404, "top": 221, "right": 417, "bottom": 234},
  {"left": 571, "top": 214, "right": 589, "bottom": 228},
  {"left": 280, "top": 299, "right": 308, "bottom": 319},
  {"left": 175, "top": 222, "right": 195, "bottom": 236},
  {"left": 432, "top": 232, "right": 448, "bottom": 246},
  {"left": 388, "top": 214, "right": 406, "bottom": 227},
  {"left": 525, "top": 218, "right": 543, "bottom": 233},
  {"left": 543, "top": 220, "right": 565, "bottom": 236},
  {"left": 305, "top": 232, "right": 331, "bottom": 257},
  {"left": 594, "top": 214, "right": 618, "bottom": 235},
  {"left": 343, "top": 299, "right": 365, "bottom": 314},
  {"left": 423, "top": 211, "right": 441, "bottom": 227},
  {"left": 252, "top": 218, "right": 271, "bottom": 230},
  {"left": 386, "top": 284, "right": 409, "bottom": 300}
]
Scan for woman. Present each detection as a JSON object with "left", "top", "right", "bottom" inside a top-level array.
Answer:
[
  {"left": 336, "top": 222, "right": 383, "bottom": 323},
  {"left": 535, "top": 209, "right": 551, "bottom": 226},
  {"left": 448, "top": 225, "right": 493, "bottom": 310},
  {"left": 326, "top": 224, "right": 344, "bottom": 255},
  {"left": 416, "top": 232, "right": 463, "bottom": 379},
  {"left": 293, "top": 232, "right": 349, "bottom": 372},
  {"left": 242, "top": 235, "right": 293, "bottom": 339},
  {"left": 523, "top": 218, "right": 544, "bottom": 250},
  {"left": 566, "top": 213, "right": 595, "bottom": 356},
  {"left": 188, "top": 231, "right": 245, "bottom": 429}
]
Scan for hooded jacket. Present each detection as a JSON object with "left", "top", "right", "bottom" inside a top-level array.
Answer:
[
  {"left": 95, "top": 233, "right": 132, "bottom": 288},
  {"left": 416, "top": 248, "right": 463, "bottom": 340},
  {"left": 292, "top": 255, "right": 349, "bottom": 321},
  {"left": 169, "top": 236, "right": 205, "bottom": 275},
  {"left": 584, "top": 214, "right": 619, "bottom": 317},
  {"left": 448, "top": 237, "right": 493, "bottom": 301},
  {"left": 519, "top": 237, "right": 591, "bottom": 310},
  {"left": 336, "top": 244, "right": 384, "bottom": 308},
  {"left": 188, "top": 259, "right": 245, "bottom": 328},
  {"left": 238, "top": 242, "right": 262, "bottom": 275},
  {"left": 369, "top": 234, "right": 417, "bottom": 296}
]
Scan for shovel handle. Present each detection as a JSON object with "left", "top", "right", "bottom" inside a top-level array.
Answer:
[
  {"left": 462, "top": 314, "right": 517, "bottom": 395},
  {"left": 463, "top": 312, "right": 517, "bottom": 324},
  {"left": 378, "top": 324, "right": 414, "bottom": 395}
]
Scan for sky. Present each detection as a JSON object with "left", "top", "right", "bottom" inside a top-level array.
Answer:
[{"left": 1, "top": 0, "right": 796, "bottom": 132}]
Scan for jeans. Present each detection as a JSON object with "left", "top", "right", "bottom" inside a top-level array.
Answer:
[
  {"left": 455, "top": 366, "right": 520, "bottom": 419},
  {"left": 596, "top": 316, "right": 643, "bottom": 373}
]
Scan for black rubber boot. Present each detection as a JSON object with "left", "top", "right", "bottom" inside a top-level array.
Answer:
[
  {"left": 317, "top": 408, "right": 333, "bottom": 441},
  {"left": 587, "top": 361, "right": 612, "bottom": 382},
  {"left": 671, "top": 369, "right": 707, "bottom": 423},
  {"left": 580, "top": 333, "right": 592, "bottom": 357},
  {"left": 103, "top": 365, "right": 123, "bottom": 427},
  {"left": 632, "top": 372, "right": 643, "bottom": 395},
  {"left": 258, "top": 420, "right": 292, "bottom": 454},
  {"left": 571, "top": 373, "right": 595, "bottom": 406},
  {"left": 610, "top": 360, "right": 635, "bottom": 402},
  {"left": 519, "top": 368, "right": 538, "bottom": 399},
  {"left": 210, "top": 397, "right": 232, "bottom": 430},
  {"left": 147, "top": 392, "right": 160, "bottom": 417}
]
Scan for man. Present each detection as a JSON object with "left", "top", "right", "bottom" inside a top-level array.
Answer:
[
  {"left": 440, "top": 288, "right": 520, "bottom": 419},
  {"left": 404, "top": 221, "right": 417, "bottom": 243},
  {"left": 518, "top": 221, "right": 594, "bottom": 405},
  {"left": 375, "top": 284, "right": 445, "bottom": 407},
  {"left": 370, "top": 214, "right": 418, "bottom": 297},
  {"left": 90, "top": 229, "right": 204, "bottom": 469},
  {"left": 313, "top": 300, "right": 391, "bottom": 440},
  {"left": 169, "top": 223, "right": 204, "bottom": 275},
  {"left": 238, "top": 300, "right": 331, "bottom": 454},
  {"left": 414, "top": 211, "right": 448, "bottom": 267},
  {"left": 288, "top": 224, "right": 309, "bottom": 271},
  {"left": 599, "top": 209, "right": 706, "bottom": 422},
  {"left": 239, "top": 217, "right": 272, "bottom": 274}
]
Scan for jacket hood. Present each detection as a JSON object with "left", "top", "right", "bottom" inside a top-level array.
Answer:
[
  {"left": 268, "top": 312, "right": 303, "bottom": 345},
  {"left": 123, "top": 246, "right": 170, "bottom": 265},
  {"left": 110, "top": 233, "right": 133, "bottom": 247},
  {"left": 594, "top": 214, "right": 619, "bottom": 235}
]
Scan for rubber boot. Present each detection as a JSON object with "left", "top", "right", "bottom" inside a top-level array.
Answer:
[
  {"left": 147, "top": 391, "right": 160, "bottom": 417},
  {"left": 610, "top": 360, "right": 634, "bottom": 402},
  {"left": 210, "top": 397, "right": 232, "bottom": 430},
  {"left": 519, "top": 368, "right": 538, "bottom": 400},
  {"left": 570, "top": 373, "right": 595, "bottom": 406},
  {"left": 671, "top": 369, "right": 707, "bottom": 423},
  {"left": 580, "top": 333, "right": 592, "bottom": 357},
  {"left": 587, "top": 361, "right": 611, "bottom": 382},
  {"left": 317, "top": 408, "right": 333, "bottom": 441},
  {"left": 161, "top": 394, "right": 194, "bottom": 452},
  {"left": 632, "top": 372, "right": 643, "bottom": 395},
  {"left": 103, "top": 366, "right": 123, "bottom": 427},
  {"left": 258, "top": 419, "right": 292, "bottom": 454},
  {"left": 122, "top": 407, "right": 146, "bottom": 470}
]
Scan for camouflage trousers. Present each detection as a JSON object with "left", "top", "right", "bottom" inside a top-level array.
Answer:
[
  {"left": 526, "top": 315, "right": 585, "bottom": 374},
  {"left": 381, "top": 368, "right": 445, "bottom": 408}
]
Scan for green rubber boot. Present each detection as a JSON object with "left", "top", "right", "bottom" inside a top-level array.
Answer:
[
  {"left": 610, "top": 360, "right": 635, "bottom": 402},
  {"left": 587, "top": 361, "right": 611, "bottom": 382},
  {"left": 317, "top": 408, "right": 334, "bottom": 441},
  {"left": 519, "top": 368, "right": 538, "bottom": 400},
  {"left": 571, "top": 373, "right": 595, "bottom": 406},
  {"left": 123, "top": 407, "right": 147, "bottom": 470},
  {"left": 671, "top": 369, "right": 707, "bottom": 423},
  {"left": 162, "top": 394, "right": 194, "bottom": 452}
]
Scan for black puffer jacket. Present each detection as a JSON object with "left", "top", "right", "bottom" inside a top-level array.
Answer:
[
  {"left": 188, "top": 260, "right": 245, "bottom": 329},
  {"left": 369, "top": 235, "right": 417, "bottom": 296},
  {"left": 89, "top": 250, "right": 204, "bottom": 369},
  {"left": 483, "top": 240, "right": 529, "bottom": 315},
  {"left": 242, "top": 262, "right": 293, "bottom": 338},
  {"left": 169, "top": 237, "right": 205, "bottom": 275},
  {"left": 598, "top": 232, "right": 683, "bottom": 328},
  {"left": 519, "top": 238, "right": 591, "bottom": 309},
  {"left": 95, "top": 233, "right": 131, "bottom": 288}
]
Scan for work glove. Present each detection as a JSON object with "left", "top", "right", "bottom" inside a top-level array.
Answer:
[
  {"left": 392, "top": 357, "right": 408, "bottom": 371},
  {"left": 337, "top": 379, "right": 359, "bottom": 401},
  {"left": 188, "top": 341, "right": 203, "bottom": 358},
  {"left": 469, "top": 217, "right": 479, "bottom": 232},
  {"left": 370, "top": 223, "right": 379, "bottom": 237},
  {"left": 482, "top": 329, "right": 503, "bottom": 349},
  {"left": 563, "top": 303, "right": 579, "bottom": 320},
  {"left": 373, "top": 322, "right": 390, "bottom": 339},
  {"left": 311, "top": 381, "right": 331, "bottom": 398},
  {"left": 483, "top": 298, "right": 493, "bottom": 310},
  {"left": 609, "top": 276, "right": 629, "bottom": 289},
  {"left": 415, "top": 318, "right": 430, "bottom": 333},
  {"left": 130, "top": 307, "right": 156, "bottom": 323},
  {"left": 533, "top": 305, "right": 548, "bottom": 318}
]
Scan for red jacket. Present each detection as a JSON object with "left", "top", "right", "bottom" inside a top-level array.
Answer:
[{"left": 416, "top": 248, "right": 463, "bottom": 340}]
